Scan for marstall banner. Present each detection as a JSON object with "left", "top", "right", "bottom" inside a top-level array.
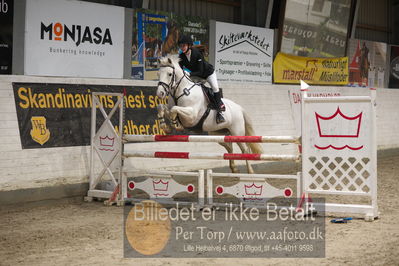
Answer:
[
  {"left": 273, "top": 52, "right": 349, "bottom": 85},
  {"left": 132, "top": 9, "right": 209, "bottom": 80},
  {"left": 24, "top": 0, "right": 125, "bottom": 78},
  {"left": 12, "top": 83, "right": 168, "bottom": 149},
  {"left": 213, "top": 21, "right": 273, "bottom": 83}
]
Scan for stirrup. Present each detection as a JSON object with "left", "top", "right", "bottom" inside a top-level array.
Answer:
[
  {"left": 216, "top": 112, "right": 225, "bottom": 124},
  {"left": 219, "top": 103, "right": 226, "bottom": 112}
]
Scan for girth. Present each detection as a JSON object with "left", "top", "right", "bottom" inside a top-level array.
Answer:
[
  {"left": 174, "top": 83, "right": 218, "bottom": 132},
  {"left": 185, "top": 105, "right": 212, "bottom": 132}
]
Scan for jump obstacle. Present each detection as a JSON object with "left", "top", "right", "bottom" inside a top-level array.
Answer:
[{"left": 87, "top": 87, "right": 378, "bottom": 220}]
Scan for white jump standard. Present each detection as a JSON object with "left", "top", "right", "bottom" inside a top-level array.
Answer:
[{"left": 301, "top": 86, "right": 378, "bottom": 220}]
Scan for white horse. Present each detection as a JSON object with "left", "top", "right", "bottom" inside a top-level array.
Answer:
[{"left": 156, "top": 55, "right": 263, "bottom": 174}]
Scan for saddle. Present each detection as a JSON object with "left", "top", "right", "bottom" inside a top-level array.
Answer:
[{"left": 200, "top": 83, "right": 222, "bottom": 110}]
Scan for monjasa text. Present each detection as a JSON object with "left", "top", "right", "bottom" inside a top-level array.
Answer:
[{"left": 40, "top": 22, "right": 113, "bottom": 46}]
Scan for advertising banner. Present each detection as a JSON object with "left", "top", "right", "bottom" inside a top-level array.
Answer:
[
  {"left": 13, "top": 83, "right": 167, "bottom": 149},
  {"left": 132, "top": 9, "right": 208, "bottom": 80},
  {"left": 388, "top": 45, "right": 399, "bottom": 88},
  {"left": 281, "top": 0, "right": 352, "bottom": 58},
  {"left": 24, "top": 0, "right": 125, "bottom": 78},
  {"left": 213, "top": 21, "right": 273, "bottom": 83},
  {"left": 347, "top": 39, "right": 387, "bottom": 88},
  {"left": 0, "top": 0, "right": 13, "bottom": 74},
  {"left": 273, "top": 52, "right": 348, "bottom": 85}
]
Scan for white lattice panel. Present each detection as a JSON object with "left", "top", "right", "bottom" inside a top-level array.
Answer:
[{"left": 306, "top": 156, "right": 371, "bottom": 194}]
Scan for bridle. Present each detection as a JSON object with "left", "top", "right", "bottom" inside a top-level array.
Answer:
[
  {"left": 157, "top": 65, "right": 175, "bottom": 97},
  {"left": 157, "top": 65, "right": 195, "bottom": 103}
]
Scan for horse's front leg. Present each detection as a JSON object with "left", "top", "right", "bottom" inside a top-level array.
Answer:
[
  {"left": 169, "top": 106, "right": 196, "bottom": 131},
  {"left": 157, "top": 104, "right": 173, "bottom": 134}
]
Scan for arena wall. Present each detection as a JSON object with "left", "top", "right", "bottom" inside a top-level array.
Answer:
[{"left": 1, "top": 75, "right": 399, "bottom": 202}]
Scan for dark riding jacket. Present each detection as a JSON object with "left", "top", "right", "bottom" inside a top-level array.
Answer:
[{"left": 179, "top": 47, "right": 214, "bottom": 79}]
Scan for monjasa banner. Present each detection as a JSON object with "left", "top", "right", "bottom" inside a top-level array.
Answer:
[
  {"left": 24, "top": 0, "right": 125, "bottom": 78},
  {"left": 13, "top": 83, "right": 167, "bottom": 149}
]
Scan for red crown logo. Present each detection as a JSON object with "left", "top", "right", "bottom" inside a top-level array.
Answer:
[
  {"left": 316, "top": 107, "right": 362, "bottom": 138},
  {"left": 99, "top": 135, "right": 115, "bottom": 147},
  {"left": 244, "top": 183, "right": 263, "bottom": 196},
  {"left": 153, "top": 179, "right": 169, "bottom": 191}
]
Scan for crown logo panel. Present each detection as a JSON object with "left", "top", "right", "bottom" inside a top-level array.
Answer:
[
  {"left": 128, "top": 177, "right": 196, "bottom": 198},
  {"left": 94, "top": 122, "right": 121, "bottom": 166}
]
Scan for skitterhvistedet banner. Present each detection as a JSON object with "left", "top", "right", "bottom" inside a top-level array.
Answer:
[{"left": 212, "top": 21, "right": 274, "bottom": 83}]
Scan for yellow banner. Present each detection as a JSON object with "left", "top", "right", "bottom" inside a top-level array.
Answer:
[{"left": 273, "top": 52, "right": 349, "bottom": 85}]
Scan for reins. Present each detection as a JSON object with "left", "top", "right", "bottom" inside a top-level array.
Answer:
[{"left": 158, "top": 65, "right": 196, "bottom": 104}]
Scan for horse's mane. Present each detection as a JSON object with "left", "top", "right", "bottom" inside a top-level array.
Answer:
[{"left": 158, "top": 54, "right": 181, "bottom": 68}]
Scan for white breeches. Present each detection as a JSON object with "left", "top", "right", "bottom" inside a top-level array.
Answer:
[{"left": 206, "top": 72, "right": 220, "bottom": 93}]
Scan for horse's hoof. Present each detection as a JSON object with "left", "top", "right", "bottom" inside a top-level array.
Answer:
[{"left": 160, "top": 125, "right": 172, "bottom": 134}]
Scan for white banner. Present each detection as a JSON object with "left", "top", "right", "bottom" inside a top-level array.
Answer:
[
  {"left": 213, "top": 21, "right": 273, "bottom": 83},
  {"left": 25, "top": 0, "right": 125, "bottom": 78}
]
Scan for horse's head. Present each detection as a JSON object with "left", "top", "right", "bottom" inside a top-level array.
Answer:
[{"left": 156, "top": 55, "right": 182, "bottom": 99}]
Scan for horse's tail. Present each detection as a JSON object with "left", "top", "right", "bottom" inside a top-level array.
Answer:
[{"left": 243, "top": 109, "right": 263, "bottom": 154}]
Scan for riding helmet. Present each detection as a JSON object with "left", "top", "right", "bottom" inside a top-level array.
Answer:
[{"left": 178, "top": 35, "right": 193, "bottom": 46}]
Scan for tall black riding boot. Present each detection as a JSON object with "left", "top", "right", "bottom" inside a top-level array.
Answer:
[
  {"left": 214, "top": 91, "right": 225, "bottom": 124},
  {"left": 214, "top": 91, "right": 225, "bottom": 111}
]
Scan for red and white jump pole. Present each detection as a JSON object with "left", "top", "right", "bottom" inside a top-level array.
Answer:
[
  {"left": 124, "top": 134, "right": 300, "bottom": 144},
  {"left": 123, "top": 151, "right": 300, "bottom": 161}
]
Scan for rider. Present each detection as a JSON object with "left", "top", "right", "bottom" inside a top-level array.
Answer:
[{"left": 177, "top": 35, "right": 225, "bottom": 124}]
